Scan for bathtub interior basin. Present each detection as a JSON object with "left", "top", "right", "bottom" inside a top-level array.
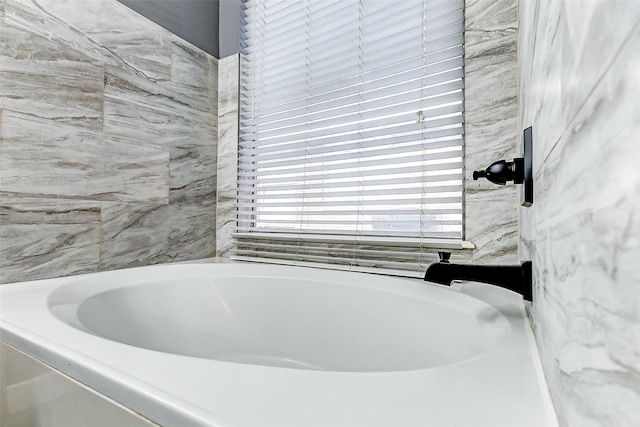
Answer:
[
  {"left": 47, "top": 265, "right": 509, "bottom": 372},
  {"left": 3, "top": 262, "right": 558, "bottom": 427}
]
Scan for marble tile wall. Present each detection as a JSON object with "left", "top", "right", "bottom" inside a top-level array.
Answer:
[
  {"left": 464, "top": 0, "right": 520, "bottom": 265},
  {"left": 0, "top": 0, "right": 218, "bottom": 284},
  {"left": 518, "top": 1, "right": 640, "bottom": 426},
  {"left": 216, "top": 54, "right": 239, "bottom": 258}
]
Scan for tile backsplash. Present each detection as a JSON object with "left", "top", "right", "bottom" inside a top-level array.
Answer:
[
  {"left": 519, "top": 1, "right": 640, "bottom": 425},
  {"left": 0, "top": 0, "right": 218, "bottom": 284},
  {"left": 463, "top": 0, "right": 520, "bottom": 264},
  {"left": 215, "top": 54, "right": 239, "bottom": 258}
]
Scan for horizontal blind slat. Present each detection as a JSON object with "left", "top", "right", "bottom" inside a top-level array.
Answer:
[
  {"left": 240, "top": 128, "right": 463, "bottom": 155},
  {"left": 238, "top": 0, "right": 465, "bottom": 271},
  {"left": 239, "top": 173, "right": 463, "bottom": 194},
  {"left": 241, "top": 136, "right": 463, "bottom": 164},
  {"left": 242, "top": 53, "right": 463, "bottom": 111},
  {"left": 243, "top": 79, "right": 463, "bottom": 134}
]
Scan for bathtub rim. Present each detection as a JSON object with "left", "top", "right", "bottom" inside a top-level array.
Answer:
[{"left": 0, "top": 258, "right": 558, "bottom": 427}]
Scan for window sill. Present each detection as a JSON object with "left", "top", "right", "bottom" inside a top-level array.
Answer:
[{"left": 232, "top": 232, "right": 475, "bottom": 250}]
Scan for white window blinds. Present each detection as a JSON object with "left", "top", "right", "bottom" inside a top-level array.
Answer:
[{"left": 235, "top": 0, "right": 466, "bottom": 276}]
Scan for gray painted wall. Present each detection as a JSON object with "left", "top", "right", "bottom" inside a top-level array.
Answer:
[
  {"left": 219, "top": 0, "right": 241, "bottom": 58},
  {"left": 117, "top": 0, "right": 220, "bottom": 57}
]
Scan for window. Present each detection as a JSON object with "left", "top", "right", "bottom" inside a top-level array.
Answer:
[{"left": 235, "top": 0, "right": 467, "bottom": 276}]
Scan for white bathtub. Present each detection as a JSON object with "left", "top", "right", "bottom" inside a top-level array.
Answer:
[{"left": 0, "top": 260, "right": 557, "bottom": 426}]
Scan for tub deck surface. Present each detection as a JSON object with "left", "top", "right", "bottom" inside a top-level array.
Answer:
[{"left": 0, "top": 260, "right": 557, "bottom": 427}]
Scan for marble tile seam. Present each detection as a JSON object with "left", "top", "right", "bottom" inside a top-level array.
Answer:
[
  {"left": 0, "top": 194, "right": 170, "bottom": 204},
  {"left": 532, "top": 19, "right": 640, "bottom": 180},
  {"left": 464, "top": 27, "right": 518, "bottom": 43},
  {"left": 165, "top": 31, "right": 219, "bottom": 68},
  {"left": 3, "top": 6, "right": 125, "bottom": 76},
  {"left": 4, "top": 3, "right": 216, "bottom": 86},
  {"left": 0, "top": 205, "right": 101, "bottom": 226}
]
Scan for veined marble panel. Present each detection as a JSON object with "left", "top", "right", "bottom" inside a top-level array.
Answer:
[
  {"left": 465, "top": 0, "right": 516, "bottom": 30},
  {"left": 465, "top": 185, "right": 519, "bottom": 263},
  {"left": 28, "top": 0, "right": 172, "bottom": 82},
  {"left": 4, "top": 0, "right": 111, "bottom": 65},
  {"left": 1, "top": 0, "right": 218, "bottom": 283},
  {"left": 0, "top": 41, "right": 104, "bottom": 130},
  {"left": 216, "top": 54, "right": 239, "bottom": 258},
  {"left": 169, "top": 142, "right": 217, "bottom": 203},
  {"left": 1, "top": 17, "right": 91, "bottom": 62},
  {"left": 103, "top": 64, "right": 215, "bottom": 147},
  {"left": 99, "top": 202, "right": 177, "bottom": 269},
  {"left": 517, "top": 0, "right": 563, "bottom": 163},
  {"left": 0, "top": 201, "right": 100, "bottom": 284},
  {"left": 166, "top": 198, "right": 216, "bottom": 263},
  {"left": 100, "top": 199, "right": 216, "bottom": 271},
  {"left": 557, "top": 1, "right": 640, "bottom": 143},
  {"left": 167, "top": 39, "right": 219, "bottom": 121},
  {"left": 0, "top": 110, "right": 169, "bottom": 203},
  {"left": 4, "top": 0, "right": 171, "bottom": 81},
  {"left": 464, "top": 0, "right": 520, "bottom": 264},
  {"left": 0, "top": 58, "right": 103, "bottom": 127},
  {"left": 519, "top": 0, "right": 640, "bottom": 170},
  {"left": 519, "top": 2, "right": 640, "bottom": 426}
]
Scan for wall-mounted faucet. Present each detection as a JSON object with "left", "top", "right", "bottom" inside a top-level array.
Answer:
[{"left": 424, "top": 252, "right": 533, "bottom": 301}]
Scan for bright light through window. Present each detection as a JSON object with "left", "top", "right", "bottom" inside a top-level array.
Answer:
[{"left": 236, "top": 0, "right": 465, "bottom": 271}]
